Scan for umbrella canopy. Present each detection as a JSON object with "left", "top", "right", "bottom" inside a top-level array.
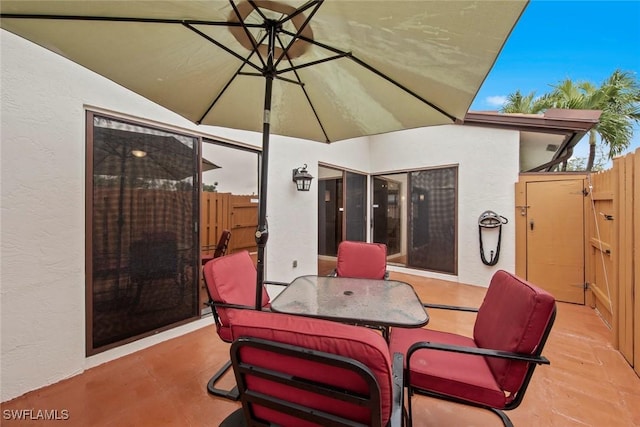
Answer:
[
  {"left": 1, "top": 1, "right": 527, "bottom": 142},
  {"left": 1, "top": 0, "right": 529, "bottom": 309}
]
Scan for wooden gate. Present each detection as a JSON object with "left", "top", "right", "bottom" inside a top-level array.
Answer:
[{"left": 515, "top": 173, "right": 588, "bottom": 304}]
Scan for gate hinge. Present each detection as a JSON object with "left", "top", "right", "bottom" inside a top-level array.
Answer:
[
  {"left": 599, "top": 212, "right": 614, "bottom": 221},
  {"left": 582, "top": 188, "right": 589, "bottom": 196},
  {"left": 584, "top": 282, "right": 589, "bottom": 290}
]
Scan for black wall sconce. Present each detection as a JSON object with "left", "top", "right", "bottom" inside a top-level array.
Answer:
[{"left": 292, "top": 164, "right": 314, "bottom": 191}]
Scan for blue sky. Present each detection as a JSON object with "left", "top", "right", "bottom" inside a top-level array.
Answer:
[{"left": 470, "top": 0, "right": 640, "bottom": 160}]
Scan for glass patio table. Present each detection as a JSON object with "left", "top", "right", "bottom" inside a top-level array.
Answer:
[{"left": 270, "top": 275, "right": 429, "bottom": 340}]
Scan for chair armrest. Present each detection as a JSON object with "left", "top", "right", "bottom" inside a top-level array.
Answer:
[
  {"left": 407, "top": 341, "right": 550, "bottom": 365},
  {"left": 264, "top": 280, "right": 289, "bottom": 288},
  {"left": 207, "top": 301, "right": 258, "bottom": 311},
  {"left": 390, "top": 352, "right": 405, "bottom": 427},
  {"left": 422, "top": 303, "right": 479, "bottom": 313}
]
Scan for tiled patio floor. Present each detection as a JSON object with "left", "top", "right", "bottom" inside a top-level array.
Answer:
[{"left": 2, "top": 271, "right": 639, "bottom": 426}]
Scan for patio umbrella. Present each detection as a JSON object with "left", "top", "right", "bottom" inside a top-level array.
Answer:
[
  {"left": 93, "top": 123, "right": 220, "bottom": 298},
  {"left": 1, "top": 0, "right": 529, "bottom": 309}
]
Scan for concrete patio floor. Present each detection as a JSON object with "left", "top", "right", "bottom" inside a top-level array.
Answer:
[{"left": 2, "top": 271, "right": 639, "bottom": 426}]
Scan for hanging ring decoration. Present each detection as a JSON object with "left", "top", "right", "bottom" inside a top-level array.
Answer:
[{"left": 478, "top": 210, "right": 508, "bottom": 266}]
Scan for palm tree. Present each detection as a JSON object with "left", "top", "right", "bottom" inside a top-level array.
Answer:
[
  {"left": 549, "top": 71, "right": 640, "bottom": 170},
  {"left": 502, "top": 70, "right": 640, "bottom": 171},
  {"left": 501, "top": 90, "right": 552, "bottom": 114}
]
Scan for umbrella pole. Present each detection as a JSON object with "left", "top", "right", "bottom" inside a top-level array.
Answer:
[{"left": 255, "top": 22, "right": 276, "bottom": 310}]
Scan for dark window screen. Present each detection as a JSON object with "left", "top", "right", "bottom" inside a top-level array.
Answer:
[
  {"left": 89, "top": 114, "right": 199, "bottom": 352},
  {"left": 408, "top": 167, "right": 457, "bottom": 274}
]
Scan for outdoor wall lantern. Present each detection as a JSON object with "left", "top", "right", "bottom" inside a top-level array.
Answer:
[{"left": 292, "top": 164, "right": 314, "bottom": 191}]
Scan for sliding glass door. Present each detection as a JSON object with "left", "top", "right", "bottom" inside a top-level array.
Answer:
[
  {"left": 373, "top": 166, "right": 457, "bottom": 274},
  {"left": 345, "top": 171, "right": 366, "bottom": 242},
  {"left": 87, "top": 112, "right": 200, "bottom": 354},
  {"left": 318, "top": 166, "right": 366, "bottom": 256},
  {"left": 372, "top": 176, "right": 402, "bottom": 255}
]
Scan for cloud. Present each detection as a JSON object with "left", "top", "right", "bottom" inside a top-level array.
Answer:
[{"left": 485, "top": 95, "right": 507, "bottom": 107}]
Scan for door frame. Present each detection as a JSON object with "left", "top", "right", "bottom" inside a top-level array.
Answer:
[{"left": 515, "top": 173, "right": 588, "bottom": 303}]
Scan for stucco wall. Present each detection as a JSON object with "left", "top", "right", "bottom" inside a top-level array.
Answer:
[
  {"left": 1, "top": 29, "right": 519, "bottom": 402},
  {"left": 370, "top": 126, "right": 520, "bottom": 286}
]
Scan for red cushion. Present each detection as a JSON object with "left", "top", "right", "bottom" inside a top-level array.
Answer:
[
  {"left": 336, "top": 241, "right": 387, "bottom": 279},
  {"left": 389, "top": 327, "right": 507, "bottom": 408},
  {"left": 202, "top": 251, "right": 269, "bottom": 337},
  {"left": 228, "top": 310, "right": 393, "bottom": 426},
  {"left": 473, "top": 270, "right": 555, "bottom": 393}
]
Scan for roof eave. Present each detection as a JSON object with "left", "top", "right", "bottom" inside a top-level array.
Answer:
[{"left": 462, "top": 109, "right": 601, "bottom": 133}]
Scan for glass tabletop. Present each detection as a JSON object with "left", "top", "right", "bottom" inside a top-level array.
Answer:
[{"left": 270, "top": 275, "right": 429, "bottom": 328}]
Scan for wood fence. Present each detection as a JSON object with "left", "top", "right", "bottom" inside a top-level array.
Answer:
[
  {"left": 200, "top": 192, "right": 258, "bottom": 255},
  {"left": 586, "top": 148, "right": 639, "bottom": 375}
]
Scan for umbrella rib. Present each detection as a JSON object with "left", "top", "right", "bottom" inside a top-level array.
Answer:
[
  {"left": 273, "top": 0, "right": 323, "bottom": 69},
  {"left": 196, "top": 66, "right": 245, "bottom": 125},
  {"left": 196, "top": 34, "right": 268, "bottom": 124},
  {"left": 280, "top": 29, "right": 458, "bottom": 122},
  {"left": 231, "top": 0, "right": 268, "bottom": 70},
  {"left": 276, "top": 39, "right": 331, "bottom": 143},
  {"left": 246, "top": 0, "right": 269, "bottom": 22},
  {"left": 276, "top": 0, "right": 323, "bottom": 27},
  {"left": 277, "top": 53, "right": 349, "bottom": 75},
  {"left": 238, "top": 70, "right": 304, "bottom": 87},
  {"left": 182, "top": 22, "right": 263, "bottom": 74},
  {"left": 0, "top": 13, "right": 261, "bottom": 28}
]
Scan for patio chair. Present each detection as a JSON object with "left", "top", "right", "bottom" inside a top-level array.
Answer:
[
  {"left": 128, "top": 231, "right": 182, "bottom": 311},
  {"left": 202, "top": 250, "right": 270, "bottom": 400},
  {"left": 389, "top": 270, "right": 556, "bottom": 427},
  {"left": 220, "top": 309, "right": 405, "bottom": 427},
  {"left": 330, "top": 240, "right": 390, "bottom": 336},
  {"left": 332, "top": 240, "right": 389, "bottom": 280},
  {"left": 201, "top": 229, "right": 231, "bottom": 265}
]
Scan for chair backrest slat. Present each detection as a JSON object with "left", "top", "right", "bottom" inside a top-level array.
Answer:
[{"left": 213, "top": 229, "right": 231, "bottom": 258}]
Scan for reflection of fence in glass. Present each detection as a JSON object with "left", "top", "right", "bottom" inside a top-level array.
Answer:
[{"left": 93, "top": 188, "right": 194, "bottom": 267}]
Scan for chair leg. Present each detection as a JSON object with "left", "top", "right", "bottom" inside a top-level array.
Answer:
[
  {"left": 207, "top": 360, "right": 239, "bottom": 401},
  {"left": 488, "top": 408, "right": 513, "bottom": 427},
  {"left": 218, "top": 408, "right": 246, "bottom": 427},
  {"left": 411, "top": 387, "right": 514, "bottom": 427},
  {"left": 407, "top": 387, "right": 414, "bottom": 427}
]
